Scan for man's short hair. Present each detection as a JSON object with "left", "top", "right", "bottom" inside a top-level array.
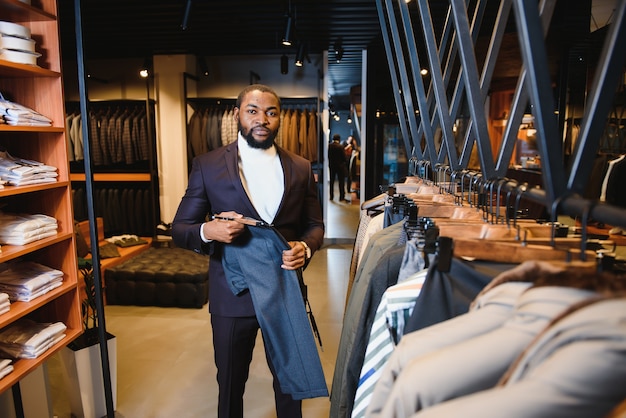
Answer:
[
  {"left": 332, "top": 134, "right": 341, "bottom": 142},
  {"left": 236, "top": 84, "right": 281, "bottom": 109}
]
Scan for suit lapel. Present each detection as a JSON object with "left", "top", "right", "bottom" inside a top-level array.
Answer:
[{"left": 274, "top": 146, "right": 290, "bottom": 221}]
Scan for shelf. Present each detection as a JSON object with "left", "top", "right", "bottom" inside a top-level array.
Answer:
[
  {"left": 0, "top": 0, "right": 85, "bottom": 399},
  {"left": 0, "top": 232, "right": 73, "bottom": 264},
  {"left": 0, "top": 327, "right": 82, "bottom": 394},
  {"left": 70, "top": 172, "right": 152, "bottom": 182},
  {"left": 0, "top": 279, "right": 77, "bottom": 329},
  {"left": 0, "top": 0, "right": 56, "bottom": 21},
  {"left": 0, "top": 181, "right": 69, "bottom": 198},
  {"left": 0, "top": 125, "right": 64, "bottom": 133},
  {"left": 0, "top": 60, "right": 60, "bottom": 78}
]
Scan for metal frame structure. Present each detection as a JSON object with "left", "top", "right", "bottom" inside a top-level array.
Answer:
[{"left": 376, "top": 0, "right": 626, "bottom": 229}]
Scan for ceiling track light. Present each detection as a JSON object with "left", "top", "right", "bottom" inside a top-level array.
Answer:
[
  {"left": 282, "top": 15, "right": 293, "bottom": 46},
  {"left": 180, "top": 0, "right": 193, "bottom": 30},
  {"left": 295, "top": 42, "right": 306, "bottom": 67},
  {"left": 139, "top": 57, "right": 152, "bottom": 78},
  {"left": 282, "top": 0, "right": 294, "bottom": 47},
  {"left": 335, "top": 48, "right": 344, "bottom": 63},
  {"left": 333, "top": 39, "right": 344, "bottom": 62}
]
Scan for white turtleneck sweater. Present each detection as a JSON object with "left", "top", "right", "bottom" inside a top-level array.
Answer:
[{"left": 237, "top": 134, "right": 284, "bottom": 223}]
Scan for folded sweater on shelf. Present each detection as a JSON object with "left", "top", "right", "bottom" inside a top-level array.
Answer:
[
  {"left": 0, "top": 261, "right": 63, "bottom": 302},
  {"left": 0, "top": 319, "right": 66, "bottom": 359}
]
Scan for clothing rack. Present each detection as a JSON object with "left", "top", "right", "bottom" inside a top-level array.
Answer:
[
  {"left": 72, "top": 183, "right": 154, "bottom": 237},
  {"left": 65, "top": 99, "right": 157, "bottom": 169},
  {"left": 66, "top": 99, "right": 160, "bottom": 237},
  {"left": 374, "top": 0, "right": 626, "bottom": 232}
]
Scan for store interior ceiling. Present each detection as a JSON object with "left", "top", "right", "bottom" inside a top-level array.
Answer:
[
  {"left": 57, "top": 0, "right": 619, "bottom": 112},
  {"left": 57, "top": 0, "right": 384, "bottom": 111}
]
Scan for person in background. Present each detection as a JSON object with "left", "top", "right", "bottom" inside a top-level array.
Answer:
[
  {"left": 172, "top": 84, "right": 326, "bottom": 418},
  {"left": 328, "top": 133, "right": 349, "bottom": 203},
  {"left": 344, "top": 135, "right": 359, "bottom": 192},
  {"left": 344, "top": 135, "right": 355, "bottom": 159}
]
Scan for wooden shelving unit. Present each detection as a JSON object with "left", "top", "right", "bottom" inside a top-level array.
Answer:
[{"left": 0, "top": 0, "right": 82, "bottom": 394}]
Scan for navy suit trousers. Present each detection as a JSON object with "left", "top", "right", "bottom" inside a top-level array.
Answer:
[{"left": 222, "top": 222, "right": 328, "bottom": 400}]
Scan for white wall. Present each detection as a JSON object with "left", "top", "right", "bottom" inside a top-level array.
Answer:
[{"left": 153, "top": 55, "right": 194, "bottom": 223}]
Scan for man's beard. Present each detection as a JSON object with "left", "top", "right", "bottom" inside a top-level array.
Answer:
[{"left": 239, "top": 123, "right": 277, "bottom": 150}]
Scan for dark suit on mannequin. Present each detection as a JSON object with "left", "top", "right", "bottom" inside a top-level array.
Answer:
[{"left": 172, "top": 84, "right": 325, "bottom": 418}]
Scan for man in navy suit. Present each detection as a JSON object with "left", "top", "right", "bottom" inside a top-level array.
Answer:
[{"left": 172, "top": 84, "right": 325, "bottom": 418}]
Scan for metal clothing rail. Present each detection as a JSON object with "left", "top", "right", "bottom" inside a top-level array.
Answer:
[{"left": 377, "top": 0, "right": 626, "bottom": 229}]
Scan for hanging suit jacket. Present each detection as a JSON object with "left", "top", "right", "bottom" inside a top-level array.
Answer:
[
  {"left": 331, "top": 221, "right": 405, "bottom": 418},
  {"left": 307, "top": 109, "right": 318, "bottom": 161},
  {"left": 410, "top": 296, "right": 626, "bottom": 418},
  {"left": 171, "top": 140, "right": 324, "bottom": 318},
  {"left": 344, "top": 244, "right": 406, "bottom": 416},
  {"left": 377, "top": 285, "right": 600, "bottom": 418},
  {"left": 287, "top": 109, "right": 300, "bottom": 154},
  {"left": 365, "top": 281, "right": 533, "bottom": 417},
  {"left": 281, "top": 109, "right": 292, "bottom": 151},
  {"left": 298, "top": 109, "right": 308, "bottom": 160},
  {"left": 605, "top": 155, "right": 626, "bottom": 208},
  {"left": 403, "top": 258, "right": 497, "bottom": 334}
]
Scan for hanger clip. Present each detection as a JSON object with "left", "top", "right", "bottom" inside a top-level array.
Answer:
[{"left": 437, "top": 236, "right": 454, "bottom": 273}]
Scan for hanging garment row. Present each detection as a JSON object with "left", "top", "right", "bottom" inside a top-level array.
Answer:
[
  {"left": 332, "top": 173, "right": 625, "bottom": 418},
  {"left": 187, "top": 103, "right": 319, "bottom": 163},
  {"left": 72, "top": 185, "right": 154, "bottom": 237},
  {"left": 564, "top": 117, "right": 626, "bottom": 158},
  {"left": 65, "top": 101, "right": 154, "bottom": 167},
  {"left": 582, "top": 153, "right": 626, "bottom": 209},
  {"left": 362, "top": 261, "right": 626, "bottom": 418}
]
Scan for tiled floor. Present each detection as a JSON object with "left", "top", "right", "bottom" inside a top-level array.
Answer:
[{"left": 48, "top": 194, "right": 361, "bottom": 418}]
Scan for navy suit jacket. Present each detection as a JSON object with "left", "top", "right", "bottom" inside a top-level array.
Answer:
[{"left": 172, "top": 140, "right": 324, "bottom": 317}]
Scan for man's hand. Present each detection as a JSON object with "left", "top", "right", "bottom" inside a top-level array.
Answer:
[
  {"left": 282, "top": 241, "right": 307, "bottom": 270},
  {"left": 203, "top": 211, "right": 245, "bottom": 243}
]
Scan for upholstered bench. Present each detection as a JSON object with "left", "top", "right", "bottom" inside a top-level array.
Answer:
[{"left": 105, "top": 247, "right": 209, "bottom": 308}]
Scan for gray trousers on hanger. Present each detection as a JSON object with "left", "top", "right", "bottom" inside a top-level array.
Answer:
[{"left": 221, "top": 222, "right": 328, "bottom": 400}]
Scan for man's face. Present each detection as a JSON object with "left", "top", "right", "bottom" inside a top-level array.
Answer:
[{"left": 234, "top": 90, "right": 281, "bottom": 150}]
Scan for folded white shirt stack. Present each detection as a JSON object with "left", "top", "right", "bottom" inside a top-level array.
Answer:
[
  {"left": 0, "top": 292, "right": 9, "bottom": 315},
  {"left": 0, "top": 318, "right": 66, "bottom": 359},
  {"left": 0, "top": 152, "right": 58, "bottom": 186},
  {"left": 0, "top": 212, "right": 58, "bottom": 245},
  {"left": 0, "top": 358, "right": 13, "bottom": 380},
  {"left": 0, "top": 261, "right": 63, "bottom": 302},
  {"left": 0, "top": 94, "right": 52, "bottom": 127}
]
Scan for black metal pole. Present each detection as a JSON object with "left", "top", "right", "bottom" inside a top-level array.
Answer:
[
  {"left": 11, "top": 384, "right": 24, "bottom": 418},
  {"left": 73, "top": 0, "right": 115, "bottom": 416},
  {"left": 144, "top": 75, "right": 159, "bottom": 235}
]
